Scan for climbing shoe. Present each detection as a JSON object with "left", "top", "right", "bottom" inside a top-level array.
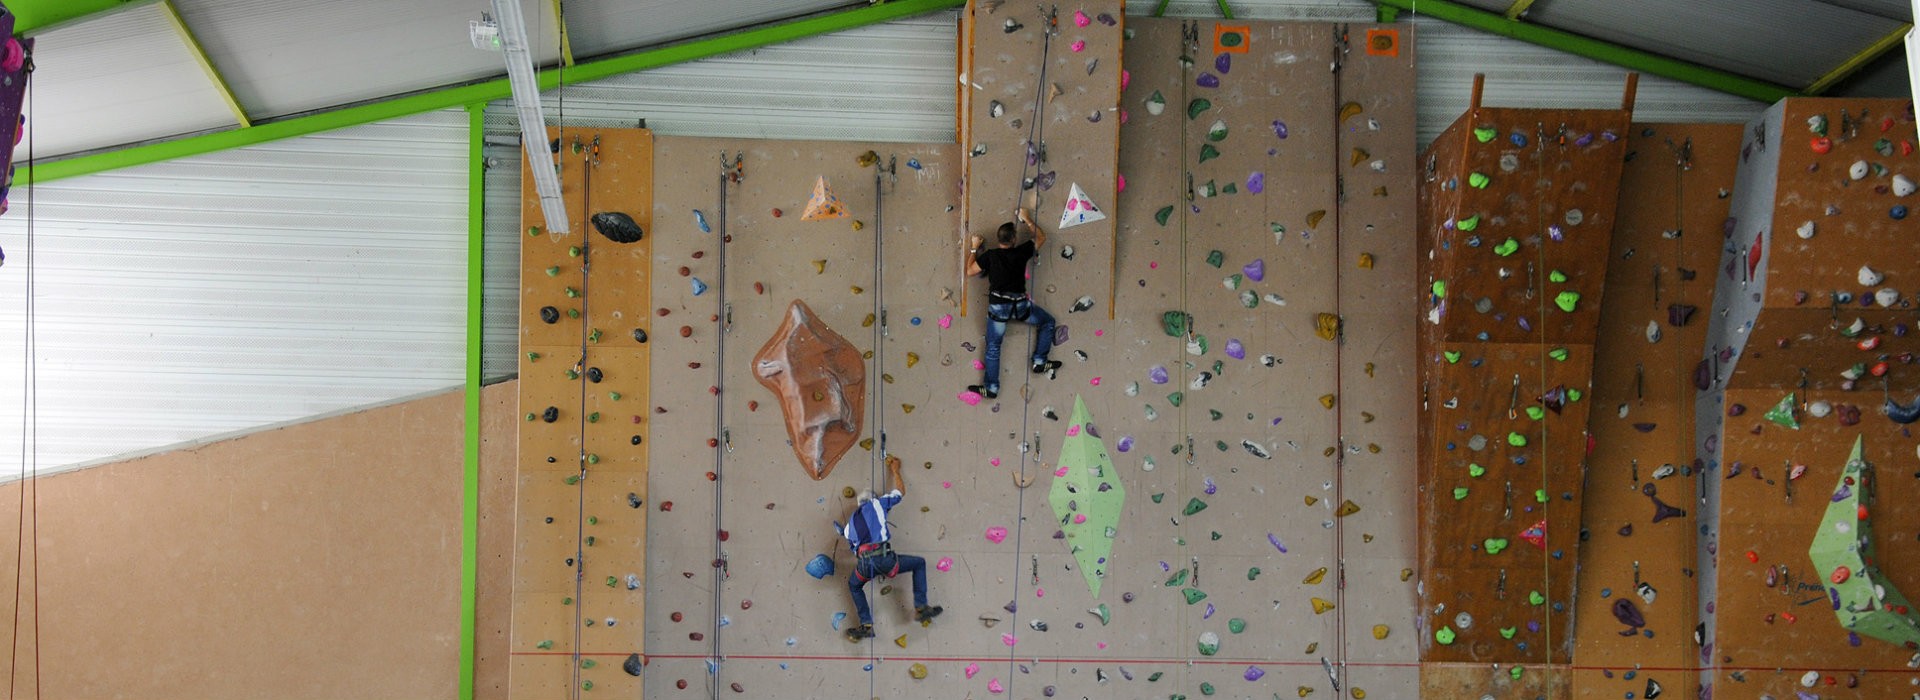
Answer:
[
  {"left": 967, "top": 384, "right": 998, "bottom": 399},
  {"left": 845, "top": 623, "right": 875, "bottom": 643},
  {"left": 915, "top": 605, "right": 945, "bottom": 623},
  {"left": 1031, "top": 359, "right": 1062, "bottom": 375}
]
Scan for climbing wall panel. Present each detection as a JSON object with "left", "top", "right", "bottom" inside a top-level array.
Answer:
[
  {"left": 1569, "top": 123, "right": 1738, "bottom": 700},
  {"left": 959, "top": 0, "right": 1123, "bottom": 323},
  {"left": 1333, "top": 22, "right": 1421, "bottom": 699},
  {"left": 1416, "top": 89, "right": 1635, "bottom": 672},
  {"left": 511, "top": 128, "right": 652, "bottom": 699}
]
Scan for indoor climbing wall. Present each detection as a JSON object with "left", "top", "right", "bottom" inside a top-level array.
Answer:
[
  {"left": 1414, "top": 77, "right": 1636, "bottom": 691},
  {"left": 959, "top": 0, "right": 1122, "bottom": 320},
  {"left": 619, "top": 17, "right": 1419, "bottom": 700},
  {"left": 1696, "top": 97, "right": 1920, "bottom": 699},
  {"left": 1568, "top": 123, "right": 1739, "bottom": 700},
  {"left": 511, "top": 128, "right": 652, "bottom": 698}
]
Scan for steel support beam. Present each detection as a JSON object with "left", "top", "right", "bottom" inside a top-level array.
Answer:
[{"left": 1805, "top": 22, "right": 1913, "bottom": 95}]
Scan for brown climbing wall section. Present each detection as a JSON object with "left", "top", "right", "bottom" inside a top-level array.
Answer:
[
  {"left": 959, "top": 1, "right": 1122, "bottom": 322},
  {"left": 1569, "top": 123, "right": 1738, "bottom": 700},
  {"left": 512, "top": 128, "right": 652, "bottom": 698},
  {"left": 1698, "top": 97, "right": 1920, "bottom": 699},
  {"left": 0, "top": 385, "right": 519, "bottom": 700},
  {"left": 628, "top": 18, "right": 1418, "bottom": 700},
  {"left": 1415, "top": 78, "right": 1635, "bottom": 681}
]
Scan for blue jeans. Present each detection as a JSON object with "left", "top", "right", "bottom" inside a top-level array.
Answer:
[
  {"left": 982, "top": 299, "right": 1057, "bottom": 394},
  {"left": 847, "top": 551, "right": 928, "bottom": 625}
]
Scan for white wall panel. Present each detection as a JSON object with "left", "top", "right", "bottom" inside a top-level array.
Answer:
[
  {"left": 563, "top": 0, "right": 852, "bottom": 60},
  {"left": 24, "top": 2, "right": 238, "bottom": 157},
  {"left": 0, "top": 110, "right": 472, "bottom": 478}
]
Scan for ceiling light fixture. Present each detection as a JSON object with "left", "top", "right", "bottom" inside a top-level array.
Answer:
[{"left": 488, "top": 0, "right": 569, "bottom": 234}]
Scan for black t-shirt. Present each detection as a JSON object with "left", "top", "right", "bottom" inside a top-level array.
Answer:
[{"left": 976, "top": 241, "right": 1034, "bottom": 296}]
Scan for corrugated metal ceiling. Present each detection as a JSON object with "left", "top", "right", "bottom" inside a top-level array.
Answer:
[
  {"left": 563, "top": 0, "right": 852, "bottom": 60},
  {"left": 23, "top": 2, "right": 236, "bottom": 156},
  {"left": 1519, "top": 0, "right": 1904, "bottom": 87}
]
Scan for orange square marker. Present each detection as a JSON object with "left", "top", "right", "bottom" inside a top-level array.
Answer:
[
  {"left": 1365, "top": 28, "right": 1400, "bottom": 57},
  {"left": 1214, "top": 24, "right": 1250, "bottom": 54}
]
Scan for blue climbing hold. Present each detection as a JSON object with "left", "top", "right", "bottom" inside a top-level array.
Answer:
[
  {"left": 807, "top": 553, "right": 835, "bottom": 579},
  {"left": 906, "top": 159, "right": 923, "bottom": 170},
  {"left": 1510, "top": 132, "right": 1529, "bottom": 147},
  {"left": 1892, "top": 205, "right": 1908, "bottom": 220},
  {"left": 694, "top": 209, "right": 712, "bottom": 233},
  {"left": 691, "top": 278, "right": 709, "bottom": 296},
  {"left": 911, "top": 317, "right": 922, "bottom": 326}
]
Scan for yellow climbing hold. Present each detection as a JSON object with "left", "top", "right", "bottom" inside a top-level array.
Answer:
[
  {"left": 863, "top": 313, "right": 876, "bottom": 327},
  {"left": 1305, "top": 495, "right": 1320, "bottom": 506},
  {"left": 1338, "top": 101, "right": 1363, "bottom": 123},
  {"left": 1361, "top": 411, "right": 1375, "bottom": 423},
  {"left": 1311, "top": 597, "right": 1336, "bottom": 614},
  {"left": 1357, "top": 252, "right": 1374, "bottom": 269},
  {"left": 895, "top": 634, "right": 908, "bottom": 648},
  {"left": 1351, "top": 689, "right": 1367, "bottom": 699},
  {"left": 906, "top": 352, "right": 920, "bottom": 368},
  {"left": 1337, "top": 500, "right": 1361, "bottom": 517},
  {"left": 881, "top": 373, "right": 894, "bottom": 384},
  {"left": 902, "top": 404, "right": 916, "bottom": 414},
  {"left": 859, "top": 438, "right": 875, "bottom": 450},
  {"left": 1307, "top": 209, "right": 1328, "bottom": 228},
  {"left": 1297, "top": 687, "right": 1314, "bottom": 698},
  {"left": 1367, "top": 443, "right": 1381, "bottom": 454},
  {"left": 843, "top": 486, "right": 858, "bottom": 498},
  {"left": 1372, "top": 624, "right": 1389, "bottom": 640},
  {"left": 1314, "top": 313, "right": 1341, "bottom": 340},
  {"left": 812, "top": 260, "right": 827, "bottom": 274},
  {"left": 1304, "top": 642, "right": 1318, "bottom": 654},
  {"left": 857, "top": 150, "right": 880, "bottom": 167},
  {"left": 1400, "top": 568, "right": 1414, "bottom": 581},
  {"left": 1319, "top": 394, "right": 1336, "bottom": 409},
  {"left": 909, "top": 662, "right": 928, "bottom": 680},
  {"left": 852, "top": 285, "right": 865, "bottom": 295},
  {"left": 852, "top": 220, "right": 865, "bottom": 232},
  {"left": 1350, "top": 147, "right": 1370, "bottom": 167},
  {"left": 1302, "top": 567, "right": 1328, "bottom": 585}
]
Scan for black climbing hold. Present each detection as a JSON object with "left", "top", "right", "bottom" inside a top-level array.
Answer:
[
  {"left": 628, "top": 492, "right": 643, "bottom": 508},
  {"left": 592, "top": 212, "right": 645, "bottom": 243},
  {"left": 540, "top": 306, "right": 560, "bottom": 324},
  {"left": 542, "top": 406, "right": 559, "bottom": 423},
  {"left": 632, "top": 328, "right": 649, "bottom": 343},
  {"left": 546, "top": 517, "right": 554, "bottom": 524},
  {"left": 623, "top": 653, "right": 644, "bottom": 677},
  {"left": 630, "top": 435, "right": 643, "bottom": 445},
  {"left": 586, "top": 367, "right": 604, "bottom": 383},
  {"left": 566, "top": 558, "right": 575, "bottom": 566}
]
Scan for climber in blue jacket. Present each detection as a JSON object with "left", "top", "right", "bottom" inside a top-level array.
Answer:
[{"left": 839, "top": 455, "right": 942, "bottom": 642}]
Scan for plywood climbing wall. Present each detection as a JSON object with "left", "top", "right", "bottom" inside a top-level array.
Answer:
[
  {"left": 1415, "top": 79, "right": 1636, "bottom": 679},
  {"left": 622, "top": 17, "right": 1420, "bottom": 700},
  {"left": 1568, "top": 123, "right": 1739, "bottom": 700},
  {"left": 512, "top": 128, "right": 652, "bottom": 699},
  {"left": 1694, "top": 97, "right": 1920, "bottom": 699}
]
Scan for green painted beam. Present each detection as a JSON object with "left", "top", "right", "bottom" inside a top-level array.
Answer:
[
  {"left": 1806, "top": 23, "right": 1913, "bottom": 95},
  {"left": 23, "top": 0, "right": 966, "bottom": 184},
  {"left": 460, "top": 102, "right": 483, "bottom": 700},
  {"left": 1370, "top": 0, "right": 1797, "bottom": 104},
  {"left": 159, "top": 0, "right": 249, "bottom": 127},
  {"left": 1215, "top": 0, "right": 1234, "bottom": 20},
  {"left": 10, "top": 0, "right": 152, "bottom": 35},
  {"left": 1502, "top": 0, "right": 1535, "bottom": 21},
  {"left": 1153, "top": 0, "right": 1171, "bottom": 18}
]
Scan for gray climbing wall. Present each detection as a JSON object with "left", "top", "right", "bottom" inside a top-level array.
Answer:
[{"left": 630, "top": 16, "right": 1421, "bottom": 700}]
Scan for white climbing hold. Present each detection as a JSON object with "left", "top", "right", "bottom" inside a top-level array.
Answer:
[
  {"left": 1801, "top": 670, "right": 1820, "bottom": 687},
  {"left": 1876, "top": 287, "right": 1901, "bottom": 307},
  {"left": 1796, "top": 221, "right": 1815, "bottom": 239},
  {"left": 1645, "top": 320, "right": 1662, "bottom": 344},
  {"left": 1850, "top": 160, "right": 1870, "bottom": 180},
  {"left": 1896, "top": 174, "right": 1917, "bottom": 197},
  {"left": 1860, "top": 265, "right": 1885, "bottom": 286},
  {"left": 1846, "top": 317, "right": 1867, "bottom": 336},
  {"left": 1808, "top": 401, "right": 1833, "bottom": 418}
]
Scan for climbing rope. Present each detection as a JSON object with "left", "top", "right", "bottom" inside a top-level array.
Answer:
[
  {"left": 1327, "top": 23, "right": 1351, "bottom": 694},
  {"left": 8, "top": 63, "right": 38, "bottom": 700},
  {"left": 1532, "top": 119, "right": 1553, "bottom": 671},
  {"left": 570, "top": 132, "right": 593, "bottom": 700},
  {"left": 708, "top": 150, "right": 737, "bottom": 700}
]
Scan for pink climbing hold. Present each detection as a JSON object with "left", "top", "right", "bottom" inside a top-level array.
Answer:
[
  {"left": 988, "top": 678, "right": 1005, "bottom": 694},
  {"left": 1090, "top": 377, "right": 1102, "bottom": 386},
  {"left": 1117, "top": 173, "right": 1127, "bottom": 192},
  {"left": 1035, "top": 587, "right": 1046, "bottom": 597},
  {"left": 1070, "top": 40, "right": 1086, "bottom": 52},
  {"left": 1149, "top": 261, "right": 1159, "bottom": 269},
  {"left": 1074, "top": 10, "right": 1090, "bottom": 26},
  {"left": 938, "top": 314, "right": 953, "bottom": 329},
  {"left": 1094, "top": 329, "right": 1104, "bottom": 337},
  {"left": 965, "top": 662, "right": 980, "bottom": 679},
  {"left": 1096, "top": 642, "right": 1108, "bottom": 649},
  {"left": 1121, "top": 69, "right": 1129, "bottom": 90},
  {"left": 985, "top": 526, "right": 1009, "bottom": 543},
  {"left": 990, "top": 457, "right": 1002, "bottom": 466},
  {"left": 1066, "top": 425, "right": 1081, "bottom": 437},
  {"left": 1002, "top": 633, "right": 1018, "bottom": 646},
  {"left": 1055, "top": 465, "right": 1070, "bottom": 477},
  {"left": 942, "top": 480, "right": 953, "bottom": 488},
  {"left": 936, "top": 556, "right": 954, "bottom": 571},
  {"left": 1073, "top": 514, "right": 1087, "bottom": 523},
  {"left": 973, "top": 359, "right": 985, "bottom": 370},
  {"left": 959, "top": 391, "right": 983, "bottom": 406}
]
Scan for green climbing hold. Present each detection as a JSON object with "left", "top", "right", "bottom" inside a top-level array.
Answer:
[
  {"left": 1092, "top": 603, "right": 1111, "bottom": 625},
  {"left": 587, "top": 453, "right": 601, "bottom": 465},
  {"left": 587, "top": 412, "right": 600, "bottom": 423},
  {"left": 1156, "top": 205, "right": 1175, "bottom": 226},
  {"left": 1195, "top": 631, "right": 1219, "bottom": 656},
  {"left": 1151, "top": 493, "right": 1166, "bottom": 504},
  {"left": 1199, "top": 144, "right": 1221, "bottom": 163},
  {"left": 606, "top": 576, "right": 618, "bottom": 587},
  {"left": 1183, "top": 588, "right": 1209, "bottom": 605},
  {"left": 525, "top": 412, "right": 537, "bottom": 422},
  {"left": 1535, "top": 489, "right": 1547, "bottom": 503},
  {"left": 1498, "top": 626, "right": 1516, "bottom": 639},
  {"left": 1188, "top": 98, "right": 1212, "bottom": 119},
  {"left": 1146, "top": 90, "right": 1167, "bottom": 115},
  {"left": 1207, "top": 119, "right": 1228, "bottom": 142},
  {"left": 546, "top": 266, "right": 561, "bottom": 277},
  {"left": 1167, "top": 569, "right": 1188, "bottom": 586},
  {"left": 1161, "top": 310, "right": 1191, "bottom": 337},
  {"left": 1431, "top": 280, "right": 1447, "bottom": 298},
  {"left": 1507, "top": 432, "right": 1527, "bottom": 447},
  {"left": 1220, "top": 182, "right": 1237, "bottom": 195},
  {"left": 563, "top": 597, "right": 572, "bottom": 605},
  {"left": 1528, "top": 590, "right": 1545, "bottom": 605},
  {"left": 1210, "top": 530, "right": 1222, "bottom": 540},
  {"left": 1196, "top": 180, "right": 1217, "bottom": 197},
  {"left": 528, "top": 226, "right": 543, "bottom": 237},
  {"left": 1494, "top": 238, "right": 1520, "bottom": 257},
  {"left": 581, "top": 659, "right": 597, "bottom": 669},
  {"left": 1223, "top": 273, "right": 1242, "bottom": 290},
  {"left": 1206, "top": 250, "right": 1225, "bottom": 268},
  {"left": 1510, "top": 666, "right": 1524, "bottom": 681},
  {"left": 1525, "top": 406, "right": 1545, "bottom": 421},
  {"left": 1228, "top": 617, "right": 1246, "bottom": 634},
  {"left": 1184, "top": 497, "right": 1208, "bottom": 516},
  {"left": 1208, "top": 409, "right": 1223, "bottom": 421},
  {"left": 566, "top": 475, "right": 581, "bottom": 485},
  {"left": 1467, "top": 463, "right": 1485, "bottom": 477},
  {"left": 1764, "top": 392, "right": 1800, "bottom": 429},
  {"left": 1566, "top": 388, "right": 1583, "bottom": 402},
  {"left": 537, "top": 639, "right": 555, "bottom": 649},
  {"left": 1554, "top": 290, "right": 1580, "bottom": 312},
  {"left": 1451, "top": 487, "right": 1469, "bottom": 500},
  {"left": 566, "top": 369, "right": 581, "bottom": 380},
  {"left": 1468, "top": 172, "right": 1490, "bottom": 188},
  {"left": 1148, "top": 672, "right": 1164, "bottom": 682},
  {"left": 1200, "top": 681, "right": 1216, "bottom": 695},
  {"left": 1214, "top": 440, "right": 1228, "bottom": 452},
  {"left": 1188, "top": 334, "right": 1209, "bottom": 355},
  {"left": 1168, "top": 392, "right": 1184, "bottom": 407},
  {"left": 1456, "top": 215, "right": 1480, "bottom": 232},
  {"left": 1443, "top": 351, "right": 1462, "bottom": 364},
  {"left": 1548, "top": 269, "right": 1567, "bottom": 283},
  {"left": 1473, "top": 127, "right": 1497, "bottom": 143},
  {"left": 1435, "top": 626, "right": 1457, "bottom": 644},
  {"left": 1547, "top": 347, "right": 1569, "bottom": 361},
  {"left": 1483, "top": 538, "right": 1509, "bottom": 554},
  {"left": 1247, "top": 567, "right": 1261, "bottom": 580}
]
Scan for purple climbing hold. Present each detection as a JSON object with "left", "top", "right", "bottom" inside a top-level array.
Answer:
[
  {"left": 1215, "top": 53, "right": 1231, "bottom": 74},
  {"left": 1272, "top": 120, "right": 1288, "bottom": 139},
  {"left": 1267, "top": 533, "right": 1288, "bottom": 553},
  {"left": 1055, "top": 325, "right": 1070, "bottom": 345},
  {"left": 1246, "top": 171, "right": 1265, "bottom": 194},
  {"left": 1117, "top": 436, "right": 1134, "bottom": 452},
  {"left": 1149, "top": 365, "right": 1169, "bottom": 384},
  {"left": 1517, "top": 316, "right": 1532, "bottom": 332},
  {"left": 1574, "top": 132, "right": 1594, "bottom": 148},
  {"left": 1243, "top": 666, "right": 1265, "bottom": 682},
  {"left": 1243, "top": 259, "right": 1265, "bottom": 282},
  {"left": 1224, "top": 339, "right": 1245, "bottom": 360},
  {"left": 1197, "top": 73, "right": 1219, "bottom": 88},
  {"left": 1204, "top": 477, "right": 1217, "bottom": 495},
  {"left": 1613, "top": 598, "right": 1645, "bottom": 629},
  {"left": 1650, "top": 495, "right": 1686, "bottom": 522}
]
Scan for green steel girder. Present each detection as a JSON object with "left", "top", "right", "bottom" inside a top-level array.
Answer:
[{"left": 10, "top": 0, "right": 153, "bottom": 35}]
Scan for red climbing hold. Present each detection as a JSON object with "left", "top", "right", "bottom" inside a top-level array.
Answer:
[
  {"left": 671, "top": 611, "right": 684, "bottom": 622},
  {"left": 1832, "top": 567, "right": 1852, "bottom": 584},
  {"left": 690, "top": 632, "right": 704, "bottom": 641},
  {"left": 677, "top": 679, "right": 689, "bottom": 690},
  {"left": 678, "top": 266, "right": 691, "bottom": 277},
  {"left": 658, "top": 308, "right": 672, "bottom": 316},
  {"left": 692, "top": 251, "right": 705, "bottom": 259},
  {"left": 1811, "top": 137, "right": 1833, "bottom": 154},
  {"left": 1745, "top": 550, "right": 1759, "bottom": 563},
  {"left": 689, "top": 362, "right": 703, "bottom": 369},
  {"left": 660, "top": 501, "right": 674, "bottom": 511},
  {"left": 741, "top": 599, "right": 753, "bottom": 609},
  {"left": 718, "top": 529, "right": 730, "bottom": 541},
  {"left": 680, "top": 326, "right": 693, "bottom": 337}
]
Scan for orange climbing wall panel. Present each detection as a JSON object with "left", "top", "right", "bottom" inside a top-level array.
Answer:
[
  {"left": 511, "top": 128, "right": 652, "bottom": 699},
  {"left": 1569, "top": 123, "right": 1737, "bottom": 700},
  {"left": 959, "top": 0, "right": 1122, "bottom": 321},
  {"left": 1416, "top": 93, "right": 1634, "bottom": 672}
]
